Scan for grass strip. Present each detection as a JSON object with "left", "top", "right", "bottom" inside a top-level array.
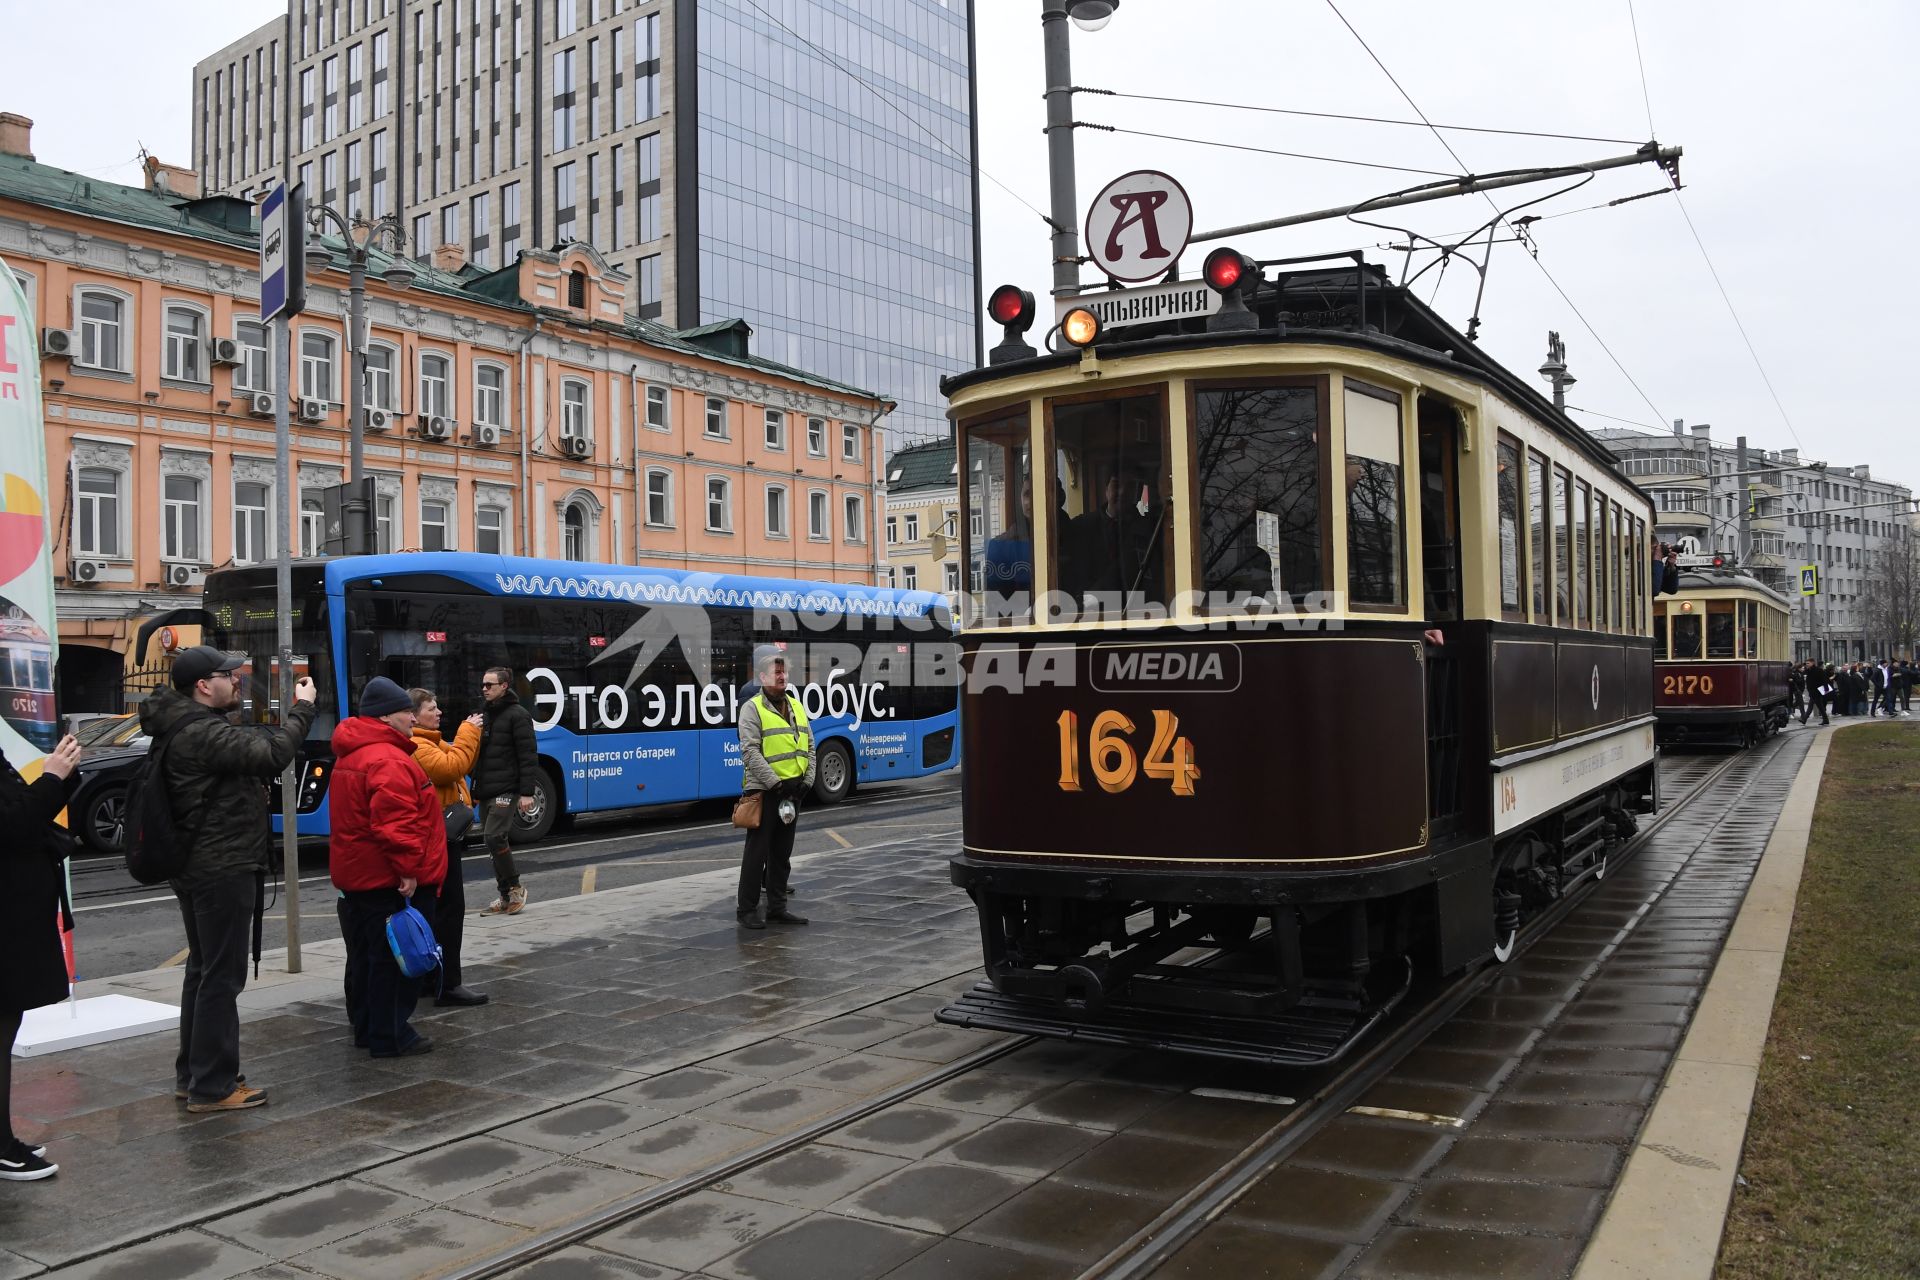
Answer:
[{"left": 1717, "top": 723, "right": 1920, "bottom": 1277}]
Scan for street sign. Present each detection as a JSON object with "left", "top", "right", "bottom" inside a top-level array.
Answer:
[
  {"left": 1085, "top": 169, "right": 1193, "bottom": 283},
  {"left": 1055, "top": 278, "right": 1221, "bottom": 331},
  {"left": 1800, "top": 565, "right": 1819, "bottom": 595},
  {"left": 259, "top": 183, "right": 306, "bottom": 323}
]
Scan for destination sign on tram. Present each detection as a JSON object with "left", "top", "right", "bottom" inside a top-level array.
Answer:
[{"left": 1055, "top": 279, "right": 1222, "bottom": 332}]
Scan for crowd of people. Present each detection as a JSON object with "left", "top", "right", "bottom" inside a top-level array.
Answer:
[
  {"left": 1790, "top": 657, "right": 1914, "bottom": 725},
  {"left": 1, "top": 643, "right": 815, "bottom": 1182}
]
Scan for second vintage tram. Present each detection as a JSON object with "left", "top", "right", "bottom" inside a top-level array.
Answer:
[
  {"left": 937, "top": 252, "right": 1660, "bottom": 1065},
  {"left": 1653, "top": 563, "right": 1792, "bottom": 745}
]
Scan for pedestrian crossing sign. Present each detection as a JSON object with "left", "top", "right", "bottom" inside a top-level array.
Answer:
[{"left": 1800, "top": 565, "right": 1819, "bottom": 595}]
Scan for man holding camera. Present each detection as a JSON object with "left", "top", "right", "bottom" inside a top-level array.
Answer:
[{"left": 140, "top": 647, "right": 315, "bottom": 1114}]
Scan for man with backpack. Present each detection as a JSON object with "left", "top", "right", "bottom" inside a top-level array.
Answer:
[{"left": 138, "top": 647, "right": 315, "bottom": 1114}]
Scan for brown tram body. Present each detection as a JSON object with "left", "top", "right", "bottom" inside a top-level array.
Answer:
[
  {"left": 936, "top": 261, "right": 1661, "bottom": 1067},
  {"left": 1653, "top": 568, "right": 1792, "bottom": 746}
]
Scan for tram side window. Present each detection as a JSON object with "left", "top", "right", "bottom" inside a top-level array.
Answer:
[
  {"left": 1707, "top": 603, "right": 1736, "bottom": 659},
  {"left": 1574, "top": 481, "right": 1592, "bottom": 629},
  {"left": 1553, "top": 466, "right": 1572, "bottom": 625},
  {"left": 1611, "top": 502, "right": 1626, "bottom": 631},
  {"left": 1496, "top": 436, "right": 1523, "bottom": 620},
  {"left": 1739, "top": 601, "right": 1756, "bottom": 658},
  {"left": 1343, "top": 382, "right": 1404, "bottom": 608},
  {"left": 1051, "top": 392, "right": 1172, "bottom": 616},
  {"left": 1652, "top": 602, "right": 1667, "bottom": 658},
  {"left": 1194, "top": 382, "right": 1322, "bottom": 609},
  {"left": 960, "top": 413, "right": 1032, "bottom": 626},
  {"left": 1594, "top": 490, "right": 1610, "bottom": 631},
  {"left": 1528, "top": 452, "right": 1548, "bottom": 622},
  {"left": 1672, "top": 610, "right": 1702, "bottom": 659},
  {"left": 1633, "top": 515, "right": 1647, "bottom": 632}
]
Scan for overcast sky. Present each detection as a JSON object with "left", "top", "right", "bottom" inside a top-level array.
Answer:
[{"left": 9, "top": 1, "right": 1913, "bottom": 483}]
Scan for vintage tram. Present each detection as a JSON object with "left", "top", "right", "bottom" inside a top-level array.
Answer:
[
  {"left": 935, "top": 253, "right": 1660, "bottom": 1066},
  {"left": 1653, "top": 565, "right": 1792, "bottom": 745}
]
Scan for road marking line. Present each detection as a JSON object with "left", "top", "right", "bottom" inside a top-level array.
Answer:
[
  {"left": 162, "top": 947, "right": 189, "bottom": 968},
  {"left": 826, "top": 829, "right": 852, "bottom": 848},
  {"left": 1192, "top": 1087, "right": 1295, "bottom": 1105},
  {"left": 581, "top": 865, "right": 598, "bottom": 895},
  {"left": 1347, "top": 1104, "right": 1466, "bottom": 1128}
]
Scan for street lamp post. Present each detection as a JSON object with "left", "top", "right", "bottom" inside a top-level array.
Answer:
[
  {"left": 1041, "top": 0, "right": 1121, "bottom": 300},
  {"left": 305, "top": 208, "right": 415, "bottom": 554}
]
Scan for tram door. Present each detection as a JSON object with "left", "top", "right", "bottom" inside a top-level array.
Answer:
[{"left": 1417, "top": 400, "right": 1467, "bottom": 837}]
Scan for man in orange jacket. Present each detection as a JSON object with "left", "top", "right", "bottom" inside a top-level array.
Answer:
[
  {"left": 410, "top": 686, "right": 488, "bottom": 1007},
  {"left": 329, "top": 677, "right": 448, "bottom": 1058}
]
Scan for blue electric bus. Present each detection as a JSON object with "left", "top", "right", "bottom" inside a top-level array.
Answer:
[{"left": 143, "top": 553, "right": 959, "bottom": 842}]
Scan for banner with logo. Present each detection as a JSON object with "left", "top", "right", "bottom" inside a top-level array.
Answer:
[{"left": 0, "top": 255, "right": 58, "bottom": 768}]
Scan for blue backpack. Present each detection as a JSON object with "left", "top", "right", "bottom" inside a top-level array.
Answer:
[{"left": 386, "top": 898, "right": 443, "bottom": 983}]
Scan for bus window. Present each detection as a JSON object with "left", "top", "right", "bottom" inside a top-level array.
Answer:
[
  {"left": 1193, "top": 381, "right": 1323, "bottom": 609},
  {"left": 1496, "top": 436, "right": 1523, "bottom": 621},
  {"left": 1528, "top": 452, "right": 1548, "bottom": 622},
  {"left": 960, "top": 411, "right": 1031, "bottom": 626},
  {"left": 1672, "top": 610, "right": 1702, "bottom": 659},
  {"left": 1707, "top": 603, "right": 1736, "bottom": 658},
  {"left": 1343, "top": 381, "right": 1404, "bottom": 607},
  {"left": 1049, "top": 390, "right": 1172, "bottom": 616}
]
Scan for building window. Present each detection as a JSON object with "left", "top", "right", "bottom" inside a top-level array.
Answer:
[
  {"left": 885, "top": 515, "right": 897, "bottom": 544},
  {"left": 555, "top": 0, "right": 576, "bottom": 38},
  {"left": 474, "top": 364, "right": 506, "bottom": 427},
  {"left": 704, "top": 397, "right": 727, "bottom": 439},
  {"left": 634, "top": 12, "right": 660, "bottom": 121},
  {"left": 764, "top": 409, "right": 785, "bottom": 451},
  {"left": 637, "top": 252, "right": 661, "bottom": 320},
  {"left": 560, "top": 379, "right": 589, "bottom": 440},
  {"left": 411, "top": 212, "right": 431, "bottom": 262},
  {"left": 944, "top": 562, "right": 960, "bottom": 592},
  {"left": 421, "top": 498, "right": 451, "bottom": 551},
  {"left": 809, "top": 489, "right": 828, "bottom": 540},
  {"left": 901, "top": 564, "right": 917, "bottom": 590},
  {"left": 705, "top": 476, "right": 731, "bottom": 532},
  {"left": 476, "top": 504, "right": 507, "bottom": 554},
  {"left": 551, "top": 47, "right": 577, "bottom": 150},
  {"left": 645, "top": 469, "right": 672, "bottom": 526},
  {"left": 554, "top": 161, "right": 576, "bottom": 241},
  {"left": 469, "top": 190, "right": 491, "bottom": 269},
  {"left": 419, "top": 352, "right": 452, "bottom": 418},
  {"left": 300, "top": 494, "right": 324, "bottom": 557},
  {"left": 299, "top": 66, "right": 316, "bottom": 148},
  {"left": 765, "top": 485, "right": 788, "bottom": 538},
  {"left": 375, "top": 492, "right": 396, "bottom": 553},
  {"left": 645, "top": 384, "right": 668, "bottom": 430},
  {"left": 903, "top": 512, "right": 919, "bottom": 541},
  {"left": 567, "top": 269, "right": 587, "bottom": 308},
  {"left": 807, "top": 417, "right": 826, "bottom": 457},
  {"left": 370, "top": 129, "right": 389, "bottom": 216},
  {"left": 364, "top": 342, "right": 396, "bottom": 410},
  {"left": 162, "top": 474, "right": 202, "bottom": 562},
  {"left": 441, "top": 204, "right": 461, "bottom": 251},
  {"left": 299, "top": 331, "right": 336, "bottom": 402},
  {"left": 563, "top": 501, "right": 589, "bottom": 559},
  {"left": 841, "top": 422, "right": 861, "bottom": 462},
  {"left": 234, "top": 319, "right": 268, "bottom": 392},
  {"left": 636, "top": 131, "right": 660, "bottom": 241},
  {"left": 163, "top": 305, "right": 206, "bottom": 382},
  {"left": 76, "top": 290, "right": 127, "bottom": 371},
  {"left": 844, "top": 494, "right": 865, "bottom": 543},
  {"left": 74, "top": 467, "right": 122, "bottom": 558},
  {"left": 234, "top": 480, "right": 272, "bottom": 565}
]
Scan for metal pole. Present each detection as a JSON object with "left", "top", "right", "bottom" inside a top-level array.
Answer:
[
  {"left": 273, "top": 317, "right": 302, "bottom": 973},
  {"left": 346, "top": 248, "right": 370, "bottom": 554},
  {"left": 1190, "top": 146, "right": 1684, "bottom": 244},
  {"left": 1042, "top": 0, "right": 1081, "bottom": 298}
]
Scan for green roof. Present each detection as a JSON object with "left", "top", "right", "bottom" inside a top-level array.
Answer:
[
  {"left": 885, "top": 439, "right": 955, "bottom": 494},
  {"left": 0, "top": 151, "right": 887, "bottom": 408}
]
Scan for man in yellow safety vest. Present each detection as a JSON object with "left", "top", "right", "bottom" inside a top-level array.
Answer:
[{"left": 735, "top": 645, "right": 814, "bottom": 929}]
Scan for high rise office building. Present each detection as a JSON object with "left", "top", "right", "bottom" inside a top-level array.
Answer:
[{"left": 192, "top": 0, "right": 979, "bottom": 440}]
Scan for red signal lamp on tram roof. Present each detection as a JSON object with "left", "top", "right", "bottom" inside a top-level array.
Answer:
[
  {"left": 1202, "top": 246, "right": 1260, "bottom": 332},
  {"left": 987, "top": 283, "right": 1038, "bottom": 365}
]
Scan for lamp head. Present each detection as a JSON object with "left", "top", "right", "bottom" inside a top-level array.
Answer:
[
  {"left": 1068, "top": 0, "right": 1119, "bottom": 32},
  {"left": 381, "top": 260, "right": 417, "bottom": 290},
  {"left": 303, "top": 236, "right": 332, "bottom": 275}
]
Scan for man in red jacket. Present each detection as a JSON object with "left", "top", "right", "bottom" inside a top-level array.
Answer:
[{"left": 329, "top": 676, "right": 448, "bottom": 1058}]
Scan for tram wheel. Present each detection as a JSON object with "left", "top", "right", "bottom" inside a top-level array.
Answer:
[{"left": 1490, "top": 889, "right": 1522, "bottom": 963}]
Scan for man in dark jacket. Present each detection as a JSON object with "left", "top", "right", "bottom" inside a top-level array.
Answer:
[
  {"left": 473, "top": 666, "right": 539, "bottom": 916},
  {"left": 329, "top": 676, "right": 447, "bottom": 1058},
  {"left": 140, "top": 646, "right": 314, "bottom": 1114}
]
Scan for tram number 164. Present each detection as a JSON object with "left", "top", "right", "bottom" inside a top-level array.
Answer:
[
  {"left": 1662, "top": 674, "right": 1715, "bottom": 696},
  {"left": 1056, "top": 709, "right": 1201, "bottom": 796}
]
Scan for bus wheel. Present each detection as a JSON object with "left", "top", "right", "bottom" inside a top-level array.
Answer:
[
  {"left": 812, "top": 741, "right": 854, "bottom": 805},
  {"left": 514, "top": 769, "right": 562, "bottom": 844}
]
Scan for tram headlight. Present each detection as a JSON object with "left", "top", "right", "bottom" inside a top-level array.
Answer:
[
  {"left": 1060, "top": 306, "right": 1102, "bottom": 349},
  {"left": 987, "top": 284, "right": 1038, "bottom": 364},
  {"left": 1203, "top": 246, "right": 1261, "bottom": 332}
]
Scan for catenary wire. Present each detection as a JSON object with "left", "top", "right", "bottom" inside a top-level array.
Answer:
[
  {"left": 1086, "top": 124, "right": 1456, "bottom": 178},
  {"left": 1322, "top": 0, "right": 1671, "bottom": 428},
  {"left": 1080, "top": 87, "right": 1643, "bottom": 146},
  {"left": 1625, "top": 0, "right": 1658, "bottom": 140}
]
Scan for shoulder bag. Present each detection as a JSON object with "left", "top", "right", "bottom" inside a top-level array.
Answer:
[{"left": 731, "top": 791, "right": 763, "bottom": 830}]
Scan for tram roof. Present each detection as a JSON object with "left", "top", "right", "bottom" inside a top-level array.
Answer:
[
  {"left": 1672, "top": 567, "right": 1792, "bottom": 607},
  {"left": 946, "top": 262, "right": 1633, "bottom": 482}
]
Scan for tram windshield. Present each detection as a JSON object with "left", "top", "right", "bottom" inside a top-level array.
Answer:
[
  {"left": 1707, "top": 603, "right": 1736, "bottom": 658},
  {"left": 961, "top": 414, "right": 1032, "bottom": 625},
  {"left": 1048, "top": 391, "right": 1173, "bottom": 617},
  {"left": 1194, "top": 381, "right": 1322, "bottom": 606}
]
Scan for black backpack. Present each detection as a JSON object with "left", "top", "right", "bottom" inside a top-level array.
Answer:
[{"left": 123, "top": 731, "right": 190, "bottom": 885}]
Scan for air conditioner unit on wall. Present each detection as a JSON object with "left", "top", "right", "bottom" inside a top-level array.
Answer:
[
  {"left": 249, "top": 393, "right": 276, "bottom": 417},
  {"left": 165, "top": 563, "right": 205, "bottom": 588},
  {"left": 40, "top": 328, "right": 75, "bottom": 359},
  {"left": 473, "top": 423, "right": 501, "bottom": 447},
  {"left": 419, "top": 415, "right": 454, "bottom": 441},
  {"left": 365, "top": 407, "right": 393, "bottom": 433},
  {"left": 560, "top": 435, "right": 591, "bottom": 459},
  {"left": 210, "top": 337, "right": 243, "bottom": 366},
  {"left": 298, "top": 398, "right": 327, "bottom": 422},
  {"left": 70, "top": 559, "right": 108, "bottom": 584}
]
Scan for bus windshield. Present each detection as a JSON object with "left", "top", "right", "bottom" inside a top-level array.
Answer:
[{"left": 203, "top": 566, "right": 340, "bottom": 736}]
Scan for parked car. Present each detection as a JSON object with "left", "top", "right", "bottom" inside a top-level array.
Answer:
[{"left": 70, "top": 713, "right": 150, "bottom": 854}]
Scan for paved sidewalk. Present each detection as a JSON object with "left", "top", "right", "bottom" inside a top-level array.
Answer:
[{"left": 0, "top": 824, "right": 977, "bottom": 1278}]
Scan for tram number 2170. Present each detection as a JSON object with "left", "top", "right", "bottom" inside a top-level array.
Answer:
[
  {"left": 1056, "top": 709, "right": 1201, "bottom": 796},
  {"left": 1662, "top": 673, "right": 1715, "bottom": 696}
]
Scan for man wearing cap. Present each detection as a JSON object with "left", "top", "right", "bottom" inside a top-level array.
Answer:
[
  {"left": 734, "top": 645, "right": 814, "bottom": 930},
  {"left": 329, "top": 677, "right": 448, "bottom": 1058},
  {"left": 140, "top": 647, "right": 316, "bottom": 1113}
]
